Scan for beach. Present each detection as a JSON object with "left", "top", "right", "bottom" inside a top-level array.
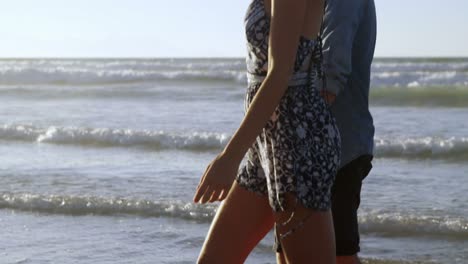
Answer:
[{"left": 0, "top": 58, "right": 467, "bottom": 263}]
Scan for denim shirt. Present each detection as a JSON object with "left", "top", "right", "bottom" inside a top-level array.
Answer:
[{"left": 322, "top": 0, "right": 377, "bottom": 168}]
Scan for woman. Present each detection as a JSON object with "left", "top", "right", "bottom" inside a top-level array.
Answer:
[{"left": 193, "top": 0, "right": 340, "bottom": 263}]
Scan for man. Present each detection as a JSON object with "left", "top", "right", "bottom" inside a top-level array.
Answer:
[{"left": 321, "top": 0, "right": 377, "bottom": 263}]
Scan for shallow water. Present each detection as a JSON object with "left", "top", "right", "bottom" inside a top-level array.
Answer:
[{"left": 0, "top": 58, "right": 467, "bottom": 263}]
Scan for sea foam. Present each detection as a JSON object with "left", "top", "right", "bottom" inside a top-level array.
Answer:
[
  {"left": 1, "top": 124, "right": 468, "bottom": 159},
  {"left": 1, "top": 192, "right": 466, "bottom": 239},
  {"left": 0, "top": 124, "right": 229, "bottom": 151}
]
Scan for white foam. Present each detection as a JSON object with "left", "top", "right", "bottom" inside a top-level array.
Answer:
[
  {"left": 1, "top": 192, "right": 466, "bottom": 238},
  {"left": 371, "top": 71, "right": 468, "bottom": 87},
  {"left": 0, "top": 68, "right": 247, "bottom": 85},
  {"left": 407, "top": 81, "right": 420, "bottom": 87},
  {"left": 0, "top": 59, "right": 247, "bottom": 85},
  {"left": 0, "top": 124, "right": 229, "bottom": 151},
  {"left": 359, "top": 211, "right": 468, "bottom": 238},
  {"left": 0, "top": 192, "right": 217, "bottom": 221},
  {"left": 1, "top": 124, "right": 468, "bottom": 159},
  {"left": 374, "top": 137, "right": 468, "bottom": 158},
  {"left": 1, "top": 59, "right": 468, "bottom": 88}
]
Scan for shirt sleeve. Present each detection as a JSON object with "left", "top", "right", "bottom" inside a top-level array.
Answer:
[{"left": 322, "top": 0, "right": 364, "bottom": 95}]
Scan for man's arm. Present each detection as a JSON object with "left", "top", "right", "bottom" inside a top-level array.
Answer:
[{"left": 322, "top": 0, "right": 365, "bottom": 96}]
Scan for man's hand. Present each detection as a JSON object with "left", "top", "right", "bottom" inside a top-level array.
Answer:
[{"left": 320, "top": 90, "right": 336, "bottom": 105}]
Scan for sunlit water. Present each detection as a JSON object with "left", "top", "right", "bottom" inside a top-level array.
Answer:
[{"left": 0, "top": 58, "right": 467, "bottom": 263}]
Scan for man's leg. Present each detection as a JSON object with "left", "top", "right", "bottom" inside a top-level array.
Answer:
[{"left": 331, "top": 155, "right": 372, "bottom": 264}]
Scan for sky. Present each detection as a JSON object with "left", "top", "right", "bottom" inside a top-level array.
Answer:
[{"left": 0, "top": 0, "right": 467, "bottom": 58}]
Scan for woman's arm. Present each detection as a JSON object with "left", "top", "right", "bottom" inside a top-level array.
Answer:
[
  {"left": 194, "top": 0, "right": 324, "bottom": 203},
  {"left": 224, "top": 0, "right": 324, "bottom": 163}
]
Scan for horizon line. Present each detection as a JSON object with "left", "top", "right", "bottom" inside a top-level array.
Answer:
[{"left": 0, "top": 56, "right": 467, "bottom": 60}]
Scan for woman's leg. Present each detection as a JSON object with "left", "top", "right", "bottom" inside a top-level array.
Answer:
[
  {"left": 197, "top": 181, "right": 275, "bottom": 264},
  {"left": 276, "top": 252, "right": 287, "bottom": 264},
  {"left": 274, "top": 193, "right": 336, "bottom": 264}
]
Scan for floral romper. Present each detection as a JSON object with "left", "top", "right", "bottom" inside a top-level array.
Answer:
[{"left": 235, "top": 0, "right": 341, "bottom": 212}]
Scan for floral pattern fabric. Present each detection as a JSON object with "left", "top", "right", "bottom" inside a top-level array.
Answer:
[{"left": 236, "top": 0, "right": 341, "bottom": 211}]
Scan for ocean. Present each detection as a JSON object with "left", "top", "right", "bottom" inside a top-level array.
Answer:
[{"left": 0, "top": 58, "right": 467, "bottom": 264}]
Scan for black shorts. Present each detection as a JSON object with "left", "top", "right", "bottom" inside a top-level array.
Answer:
[{"left": 331, "top": 154, "right": 373, "bottom": 256}]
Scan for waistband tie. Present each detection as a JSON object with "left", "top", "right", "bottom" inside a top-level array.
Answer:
[{"left": 247, "top": 70, "right": 319, "bottom": 87}]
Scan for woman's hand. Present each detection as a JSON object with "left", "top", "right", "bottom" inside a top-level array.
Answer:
[{"left": 193, "top": 152, "right": 239, "bottom": 204}]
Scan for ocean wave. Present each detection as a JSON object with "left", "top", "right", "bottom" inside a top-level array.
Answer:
[
  {"left": 0, "top": 67, "right": 247, "bottom": 85},
  {"left": 2, "top": 59, "right": 468, "bottom": 88},
  {"left": 2, "top": 67, "right": 467, "bottom": 88},
  {"left": 372, "top": 59, "right": 468, "bottom": 72},
  {"left": 0, "top": 58, "right": 246, "bottom": 71},
  {"left": 0, "top": 86, "right": 246, "bottom": 101},
  {"left": 1, "top": 124, "right": 468, "bottom": 159},
  {"left": 0, "top": 124, "right": 229, "bottom": 151},
  {"left": 0, "top": 193, "right": 216, "bottom": 221},
  {"left": 359, "top": 211, "right": 468, "bottom": 239},
  {"left": 370, "top": 86, "right": 468, "bottom": 107},
  {"left": 374, "top": 137, "right": 468, "bottom": 159},
  {"left": 1, "top": 192, "right": 466, "bottom": 239},
  {"left": 2, "top": 85, "right": 468, "bottom": 107},
  {"left": 371, "top": 71, "right": 468, "bottom": 88}
]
